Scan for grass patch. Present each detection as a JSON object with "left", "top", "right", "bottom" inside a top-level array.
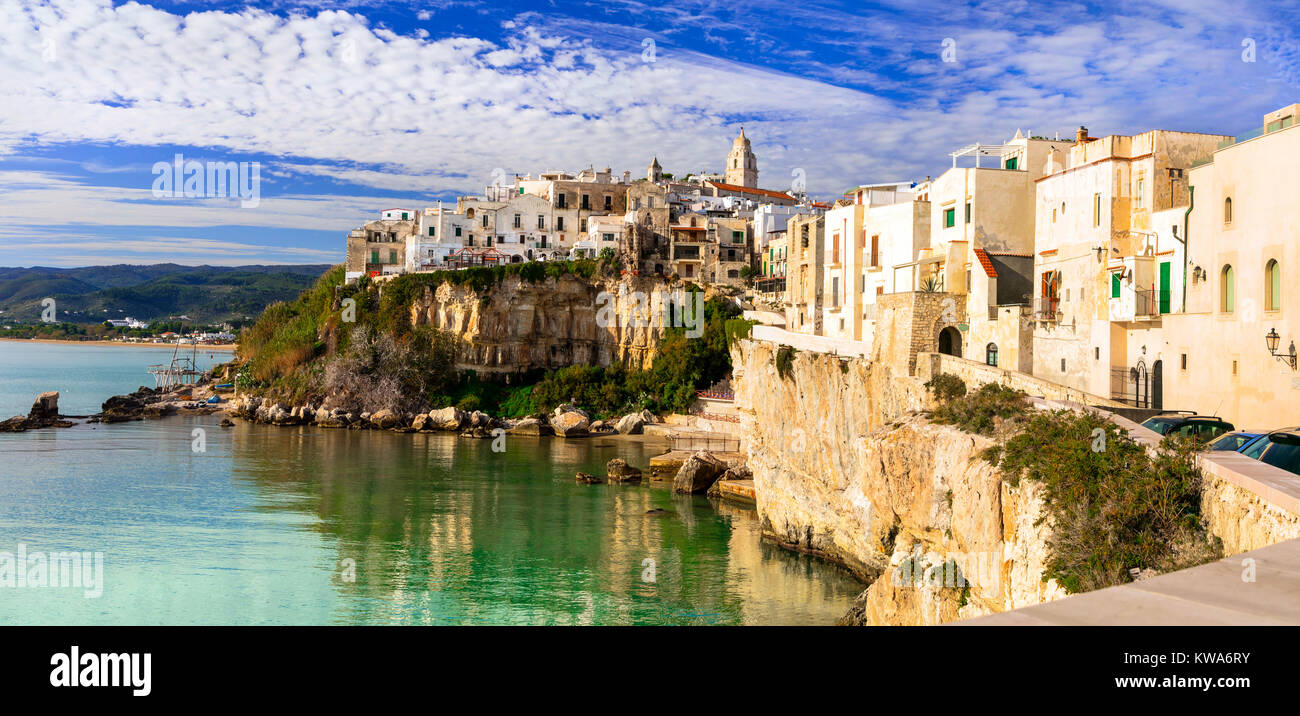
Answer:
[{"left": 774, "top": 345, "right": 798, "bottom": 380}]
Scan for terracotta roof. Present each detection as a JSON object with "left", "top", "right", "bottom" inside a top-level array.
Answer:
[
  {"left": 704, "top": 181, "right": 795, "bottom": 200},
  {"left": 985, "top": 251, "right": 1032, "bottom": 257},
  {"left": 672, "top": 226, "right": 707, "bottom": 231},
  {"left": 973, "top": 247, "right": 998, "bottom": 278}
]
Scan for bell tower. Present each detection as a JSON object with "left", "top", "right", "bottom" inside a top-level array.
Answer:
[
  {"left": 724, "top": 127, "right": 758, "bottom": 187},
  {"left": 647, "top": 156, "right": 663, "bottom": 183}
]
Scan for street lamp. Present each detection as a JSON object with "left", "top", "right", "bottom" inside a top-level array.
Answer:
[{"left": 1266, "top": 327, "right": 1297, "bottom": 369}]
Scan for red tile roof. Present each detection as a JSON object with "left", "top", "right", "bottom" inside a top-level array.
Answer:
[
  {"left": 973, "top": 247, "right": 998, "bottom": 278},
  {"left": 704, "top": 181, "right": 795, "bottom": 201}
]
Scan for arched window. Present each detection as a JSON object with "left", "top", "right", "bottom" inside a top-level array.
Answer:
[
  {"left": 1221, "top": 265, "right": 1235, "bottom": 312},
  {"left": 1224, "top": 197, "right": 1232, "bottom": 224},
  {"left": 1266, "top": 259, "right": 1282, "bottom": 311},
  {"left": 986, "top": 343, "right": 999, "bottom": 367}
]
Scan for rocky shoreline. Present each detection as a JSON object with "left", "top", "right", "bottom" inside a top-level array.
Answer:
[{"left": 0, "top": 391, "right": 75, "bottom": 432}]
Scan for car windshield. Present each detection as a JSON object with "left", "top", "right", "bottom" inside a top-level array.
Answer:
[
  {"left": 1207, "top": 433, "right": 1253, "bottom": 451},
  {"left": 1141, "top": 417, "right": 1180, "bottom": 435},
  {"left": 1242, "top": 435, "right": 1270, "bottom": 459},
  {"left": 1260, "top": 435, "right": 1300, "bottom": 476}
]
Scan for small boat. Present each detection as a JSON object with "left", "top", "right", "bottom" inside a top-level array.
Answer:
[{"left": 206, "top": 395, "right": 223, "bottom": 404}]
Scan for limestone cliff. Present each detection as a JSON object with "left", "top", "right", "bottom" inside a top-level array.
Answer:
[
  {"left": 407, "top": 274, "right": 685, "bottom": 374},
  {"left": 731, "top": 339, "right": 1066, "bottom": 625}
]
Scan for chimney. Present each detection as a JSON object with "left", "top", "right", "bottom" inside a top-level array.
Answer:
[{"left": 1075, "top": 126, "right": 1090, "bottom": 145}]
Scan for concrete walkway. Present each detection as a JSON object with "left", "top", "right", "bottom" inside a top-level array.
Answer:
[{"left": 959, "top": 537, "right": 1300, "bottom": 625}]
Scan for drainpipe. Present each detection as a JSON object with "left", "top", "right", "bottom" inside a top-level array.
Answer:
[{"left": 1182, "top": 186, "right": 1194, "bottom": 313}]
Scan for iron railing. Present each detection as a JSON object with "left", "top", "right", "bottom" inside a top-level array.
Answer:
[{"left": 671, "top": 434, "right": 740, "bottom": 453}]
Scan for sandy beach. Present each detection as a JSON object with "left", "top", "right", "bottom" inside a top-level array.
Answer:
[{"left": 0, "top": 337, "right": 237, "bottom": 351}]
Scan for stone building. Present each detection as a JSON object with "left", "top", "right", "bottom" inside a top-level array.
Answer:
[
  {"left": 1030, "top": 125, "right": 1229, "bottom": 401},
  {"left": 1158, "top": 103, "right": 1300, "bottom": 426},
  {"left": 785, "top": 213, "right": 826, "bottom": 334},
  {"left": 345, "top": 215, "right": 416, "bottom": 279}
]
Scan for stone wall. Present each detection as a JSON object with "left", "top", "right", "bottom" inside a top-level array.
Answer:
[
  {"left": 916, "top": 351, "right": 1129, "bottom": 407},
  {"left": 872, "top": 291, "right": 968, "bottom": 375}
]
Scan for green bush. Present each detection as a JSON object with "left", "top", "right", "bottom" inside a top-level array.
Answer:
[
  {"left": 929, "top": 382, "right": 1028, "bottom": 436},
  {"left": 924, "top": 373, "right": 967, "bottom": 403},
  {"left": 774, "top": 345, "right": 797, "bottom": 380},
  {"left": 990, "top": 410, "right": 1221, "bottom": 594},
  {"left": 455, "top": 395, "right": 481, "bottom": 412}
]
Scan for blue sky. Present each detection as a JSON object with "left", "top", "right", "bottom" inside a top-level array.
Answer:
[{"left": 2, "top": 0, "right": 1298, "bottom": 267}]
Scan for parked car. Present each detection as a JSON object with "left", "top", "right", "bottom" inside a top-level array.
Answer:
[
  {"left": 1250, "top": 430, "right": 1300, "bottom": 476},
  {"left": 1140, "top": 414, "right": 1235, "bottom": 442},
  {"left": 1205, "top": 430, "right": 1264, "bottom": 452}
]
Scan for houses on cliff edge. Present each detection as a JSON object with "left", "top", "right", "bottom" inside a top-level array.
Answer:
[
  {"left": 343, "top": 129, "right": 827, "bottom": 289},
  {"left": 339, "top": 102, "right": 1300, "bottom": 428},
  {"left": 767, "top": 102, "right": 1300, "bottom": 430}
]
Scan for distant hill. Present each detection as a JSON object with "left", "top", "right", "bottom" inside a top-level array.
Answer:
[{"left": 0, "top": 264, "right": 333, "bottom": 325}]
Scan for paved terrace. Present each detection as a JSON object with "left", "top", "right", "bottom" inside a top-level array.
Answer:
[{"left": 959, "top": 538, "right": 1300, "bottom": 625}]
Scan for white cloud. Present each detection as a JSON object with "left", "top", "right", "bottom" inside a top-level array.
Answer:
[{"left": 0, "top": 0, "right": 1296, "bottom": 270}]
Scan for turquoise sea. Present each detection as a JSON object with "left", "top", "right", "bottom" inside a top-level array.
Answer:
[{"left": 0, "top": 341, "right": 862, "bottom": 625}]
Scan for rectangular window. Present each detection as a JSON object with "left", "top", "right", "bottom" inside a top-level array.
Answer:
[
  {"left": 513, "top": 214, "right": 521, "bottom": 229},
  {"left": 832, "top": 276, "right": 840, "bottom": 307},
  {"left": 832, "top": 234, "right": 840, "bottom": 264},
  {"left": 604, "top": 195, "right": 613, "bottom": 211},
  {"left": 964, "top": 202, "right": 971, "bottom": 223},
  {"left": 581, "top": 194, "right": 591, "bottom": 210},
  {"left": 870, "top": 235, "right": 879, "bottom": 267},
  {"left": 401, "top": 212, "right": 408, "bottom": 220},
  {"left": 1136, "top": 178, "right": 1145, "bottom": 209},
  {"left": 482, "top": 214, "right": 489, "bottom": 227},
  {"left": 1093, "top": 193, "right": 1102, "bottom": 227},
  {"left": 1159, "top": 261, "right": 1171, "bottom": 313},
  {"left": 1111, "top": 273, "right": 1121, "bottom": 298},
  {"left": 389, "top": 250, "right": 397, "bottom": 264},
  {"left": 537, "top": 215, "right": 545, "bottom": 229},
  {"left": 556, "top": 194, "right": 567, "bottom": 208},
  {"left": 370, "top": 250, "right": 378, "bottom": 264},
  {"left": 454, "top": 226, "right": 462, "bottom": 237},
  {"left": 556, "top": 216, "right": 565, "bottom": 231},
  {"left": 1095, "top": 347, "right": 1100, "bottom": 360},
  {"left": 428, "top": 227, "right": 436, "bottom": 237},
  {"left": 943, "top": 208, "right": 956, "bottom": 228},
  {"left": 733, "top": 230, "right": 744, "bottom": 243},
  {"left": 1181, "top": 353, "right": 1187, "bottom": 370},
  {"left": 603, "top": 233, "right": 614, "bottom": 242},
  {"left": 1005, "top": 156, "right": 1018, "bottom": 171}
]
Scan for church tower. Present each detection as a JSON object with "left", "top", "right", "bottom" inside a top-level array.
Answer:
[
  {"left": 724, "top": 127, "right": 758, "bottom": 187},
  {"left": 647, "top": 156, "right": 663, "bottom": 183}
]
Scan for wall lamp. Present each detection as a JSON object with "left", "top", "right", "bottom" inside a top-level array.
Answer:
[
  {"left": 1266, "top": 327, "right": 1297, "bottom": 370},
  {"left": 1192, "top": 265, "right": 1206, "bottom": 283}
]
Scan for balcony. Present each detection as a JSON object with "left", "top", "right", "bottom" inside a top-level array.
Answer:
[{"left": 1110, "top": 284, "right": 1162, "bottom": 323}]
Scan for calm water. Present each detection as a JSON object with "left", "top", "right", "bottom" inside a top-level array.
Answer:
[
  {"left": 0, "top": 340, "right": 226, "bottom": 417},
  {"left": 0, "top": 342, "right": 862, "bottom": 625}
]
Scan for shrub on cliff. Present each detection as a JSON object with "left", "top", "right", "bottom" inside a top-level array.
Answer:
[
  {"left": 928, "top": 381, "right": 1027, "bottom": 436},
  {"left": 990, "top": 410, "right": 1221, "bottom": 594},
  {"left": 322, "top": 325, "right": 457, "bottom": 414},
  {"left": 923, "top": 373, "right": 966, "bottom": 403},
  {"left": 774, "top": 345, "right": 797, "bottom": 380}
]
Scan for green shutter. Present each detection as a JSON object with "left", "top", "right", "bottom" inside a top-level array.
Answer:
[
  {"left": 1159, "top": 262, "right": 1171, "bottom": 313},
  {"left": 943, "top": 208, "right": 955, "bottom": 228},
  {"left": 1111, "top": 273, "right": 1121, "bottom": 298}
]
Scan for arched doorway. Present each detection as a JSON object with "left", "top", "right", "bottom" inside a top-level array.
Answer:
[
  {"left": 1152, "top": 359, "right": 1163, "bottom": 410},
  {"left": 938, "top": 327, "right": 962, "bottom": 358}
]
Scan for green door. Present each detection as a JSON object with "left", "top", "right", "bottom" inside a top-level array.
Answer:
[{"left": 1159, "top": 262, "right": 1171, "bottom": 314}]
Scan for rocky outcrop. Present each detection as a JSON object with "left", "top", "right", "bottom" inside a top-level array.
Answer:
[
  {"left": 615, "top": 413, "right": 645, "bottom": 434},
  {"left": 731, "top": 338, "right": 1066, "bottom": 625},
  {"left": 605, "top": 458, "right": 643, "bottom": 484},
  {"left": 408, "top": 274, "right": 682, "bottom": 374},
  {"left": 552, "top": 410, "right": 589, "bottom": 438},
  {"left": 672, "top": 451, "right": 729, "bottom": 494},
  {"left": 0, "top": 391, "right": 75, "bottom": 431},
  {"left": 428, "top": 407, "right": 465, "bottom": 431},
  {"left": 508, "top": 417, "right": 553, "bottom": 436}
]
